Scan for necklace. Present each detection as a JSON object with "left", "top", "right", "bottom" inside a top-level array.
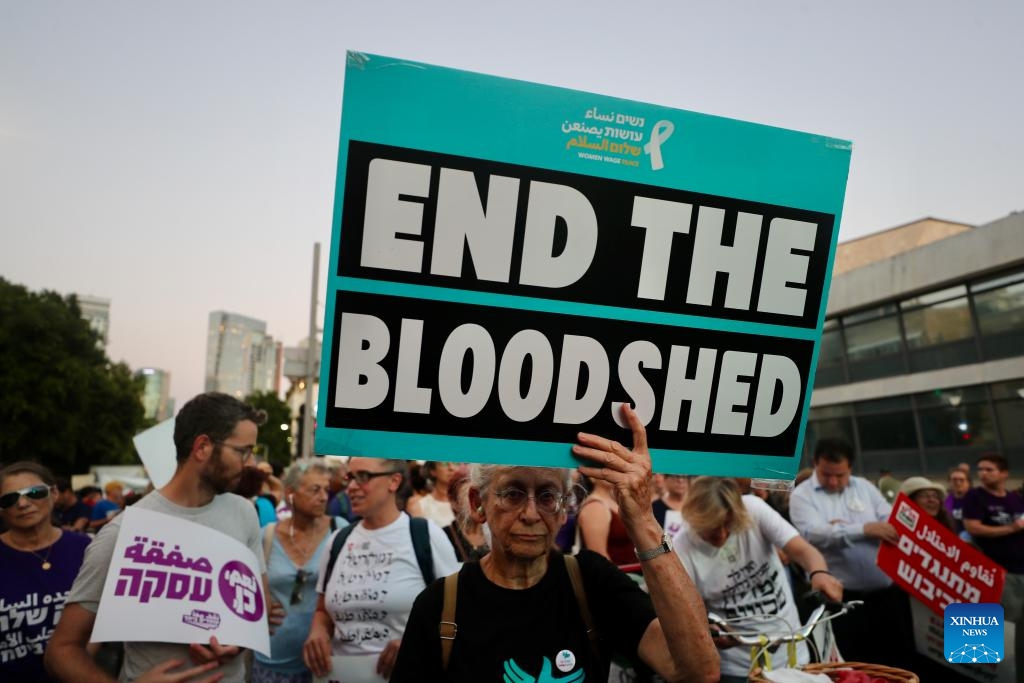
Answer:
[
  {"left": 29, "top": 544, "right": 55, "bottom": 570},
  {"left": 286, "top": 518, "right": 323, "bottom": 561},
  {"left": 5, "top": 531, "right": 59, "bottom": 570}
]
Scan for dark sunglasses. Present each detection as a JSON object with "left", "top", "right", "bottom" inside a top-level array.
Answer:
[
  {"left": 0, "top": 484, "right": 53, "bottom": 510},
  {"left": 290, "top": 569, "right": 310, "bottom": 605},
  {"left": 343, "top": 470, "right": 396, "bottom": 486}
]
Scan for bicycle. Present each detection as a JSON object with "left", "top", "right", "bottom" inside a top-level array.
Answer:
[{"left": 707, "top": 594, "right": 920, "bottom": 682}]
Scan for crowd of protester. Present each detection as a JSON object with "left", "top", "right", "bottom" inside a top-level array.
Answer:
[{"left": 2, "top": 390, "right": 1022, "bottom": 682}]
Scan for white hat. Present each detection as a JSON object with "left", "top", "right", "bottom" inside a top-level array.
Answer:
[{"left": 899, "top": 476, "right": 945, "bottom": 498}]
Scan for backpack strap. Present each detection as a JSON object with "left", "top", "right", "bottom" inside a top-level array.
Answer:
[
  {"left": 262, "top": 523, "right": 277, "bottom": 566},
  {"left": 330, "top": 516, "right": 338, "bottom": 532},
  {"left": 565, "top": 554, "right": 601, "bottom": 665},
  {"left": 444, "top": 524, "right": 471, "bottom": 562},
  {"left": 324, "top": 522, "right": 357, "bottom": 584},
  {"left": 410, "top": 516, "right": 435, "bottom": 585},
  {"left": 440, "top": 570, "right": 460, "bottom": 671}
]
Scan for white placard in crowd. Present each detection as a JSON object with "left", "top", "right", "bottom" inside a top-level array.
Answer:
[
  {"left": 90, "top": 506, "right": 270, "bottom": 656},
  {"left": 132, "top": 418, "right": 177, "bottom": 488}
]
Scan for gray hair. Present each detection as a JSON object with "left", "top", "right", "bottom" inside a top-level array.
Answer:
[
  {"left": 282, "top": 460, "right": 330, "bottom": 490},
  {"left": 469, "top": 464, "right": 578, "bottom": 510}
]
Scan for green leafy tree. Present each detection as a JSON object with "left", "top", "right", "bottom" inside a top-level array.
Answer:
[
  {"left": 0, "top": 278, "right": 147, "bottom": 476},
  {"left": 244, "top": 390, "right": 293, "bottom": 469}
]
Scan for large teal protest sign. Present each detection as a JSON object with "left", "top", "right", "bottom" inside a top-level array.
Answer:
[{"left": 315, "top": 52, "right": 851, "bottom": 477}]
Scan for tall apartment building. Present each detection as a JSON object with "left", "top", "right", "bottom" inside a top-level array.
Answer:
[
  {"left": 76, "top": 294, "right": 111, "bottom": 347},
  {"left": 805, "top": 212, "right": 1024, "bottom": 478},
  {"left": 137, "top": 368, "right": 172, "bottom": 421},
  {"left": 205, "top": 311, "right": 281, "bottom": 398}
]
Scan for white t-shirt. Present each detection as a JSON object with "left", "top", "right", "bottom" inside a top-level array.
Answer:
[
  {"left": 672, "top": 495, "right": 805, "bottom": 677},
  {"left": 317, "top": 513, "right": 460, "bottom": 661},
  {"left": 417, "top": 495, "right": 455, "bottom": 528},
  {"left": 663, "top": 508, "right": 684, "bottom": 539}
]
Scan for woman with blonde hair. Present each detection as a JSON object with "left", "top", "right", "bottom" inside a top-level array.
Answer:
[{"left": 674, "top": 477, "right": 843, "bottom": 683}]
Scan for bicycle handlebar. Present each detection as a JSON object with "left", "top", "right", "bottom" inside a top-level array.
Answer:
[{"left": 706, "top": 596, "right": 863, "bottom": 648}]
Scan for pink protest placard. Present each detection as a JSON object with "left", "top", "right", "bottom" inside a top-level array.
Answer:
[{"left": 91, "top": 506, "right": 270, "bottom": 655}]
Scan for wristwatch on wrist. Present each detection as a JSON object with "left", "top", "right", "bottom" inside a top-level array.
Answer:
[{"left": 635, "top": 532, "right": 674, "bottom": 561}]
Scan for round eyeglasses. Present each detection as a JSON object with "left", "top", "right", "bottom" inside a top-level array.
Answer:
[
  {"left": 214, "top": 441, "right": 256, "bottom": 462},
  {"left": 493, "top": 487, "right": 566, "bottom": 515}
]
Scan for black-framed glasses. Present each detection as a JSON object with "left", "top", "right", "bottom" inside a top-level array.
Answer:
[
  {"left": 214, "top": 441, "right": 256, "bottom": 462},
  {"left": 290, "top": 569, "right": 310, "bottom": 605},
  {"left": 493, "top": 487, "right": 565, "bottom": 515},
  {"left": 343, "top": 470, "right": 396, "bottom": 486},
  {"left": 0, "top": 484, "right": 53, "bottom": 510}
]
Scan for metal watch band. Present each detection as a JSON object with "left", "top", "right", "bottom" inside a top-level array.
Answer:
[{"left": 635, "top": 532, "right": 673, "bottom": 561}]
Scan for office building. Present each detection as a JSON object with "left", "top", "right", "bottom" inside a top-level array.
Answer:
[
  {"left": 205, "top": 311, "right": 281, "bottom": 398},
  {"left": 137, "top": 368, "right": 172, "bottom": 421},
  {"left": 76, "top": 294, "right": 110, "bottom": 347},
  {"left": 805, "top": 212, "right": 1024, "bottom": 477}
]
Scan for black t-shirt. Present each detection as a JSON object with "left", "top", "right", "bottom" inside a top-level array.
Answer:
[
  {"left": 651, "top": 499, "right": 669, "bottom": 529},
  {"left": 391, "top": 550, "right": 656, "bottom": 682}
]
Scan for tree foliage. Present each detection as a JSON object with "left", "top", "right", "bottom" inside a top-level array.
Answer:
[
  {"left": 244, "top": 390, "right": 293, "bottom": 469},
  {"left": 0, "top": 278, "right": 146, "bottom": 476}
]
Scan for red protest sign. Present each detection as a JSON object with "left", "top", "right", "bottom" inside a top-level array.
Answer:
[{"left": 877, "top": 492, "right": 1005, "bottom": 617}]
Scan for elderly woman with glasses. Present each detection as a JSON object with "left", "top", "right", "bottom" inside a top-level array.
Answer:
[
  {"left": 390, "top": 405, "right": 720, "bottom": 683},
  {"left": 304, "top": 457, "right": 460, "bottom": 682},
  {"left": 252, "top": 461, "right": 348, "bottom": 683},
  {"left": 0, "top": 461, "right": 91, "bottom": 682}
]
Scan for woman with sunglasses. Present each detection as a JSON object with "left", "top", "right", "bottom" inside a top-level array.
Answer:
[
  {"left": 304, "top": 457, "right": 460, "bottom": 682},
  {"left": 390, "top": 405, "right": 719, "bottom": 683},
  {"left": 253, "top": 460, "right": 348, "bottom": 683},
  {"left": 1, "top": 461, "right": 91, "bottom": 682}
]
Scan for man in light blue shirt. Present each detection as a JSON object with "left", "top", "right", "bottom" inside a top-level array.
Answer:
[{"left": 789, "top": 438, "right": 913, "bottom": 671}]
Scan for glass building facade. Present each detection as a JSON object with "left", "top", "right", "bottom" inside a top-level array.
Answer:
[
  {"left": 806, "top": 213, "right": 1024, "bottom": 478},
  {"left": 137, "top": 368, "right": 172, "bottom": 421},
  {"left": 205, "top": 311, "right": 280, "bottom": 399}
]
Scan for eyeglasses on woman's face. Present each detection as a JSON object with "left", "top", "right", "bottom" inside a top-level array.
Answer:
[
  {"left": 493, "top": 486, "right": 565, "bottom": 515},
  {"left": 0, "top": 484, "right": 54, "bottom": 510}
]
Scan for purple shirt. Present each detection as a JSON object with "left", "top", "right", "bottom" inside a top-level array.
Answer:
[
  {"left": 943, "top": 493, "right": 967, "bottom": 534},
  {"left": 0, "top": 531, "right": 91, "bottom": 682},
  {"left": 961, "top": 487, "right": 1024, "bottom": 574}
]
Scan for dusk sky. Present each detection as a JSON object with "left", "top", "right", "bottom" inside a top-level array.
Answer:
[{"left": 2, "top": 1, "right": 1022, "bottom": 411}]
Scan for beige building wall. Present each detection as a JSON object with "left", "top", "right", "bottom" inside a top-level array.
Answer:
[{"left": 832, "top": 218, "right": 973, "bottom": 275}]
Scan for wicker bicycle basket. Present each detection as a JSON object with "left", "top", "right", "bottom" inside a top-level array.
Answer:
[{"left": 749, "top": 661, "right": 919, "bottom": 682}]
